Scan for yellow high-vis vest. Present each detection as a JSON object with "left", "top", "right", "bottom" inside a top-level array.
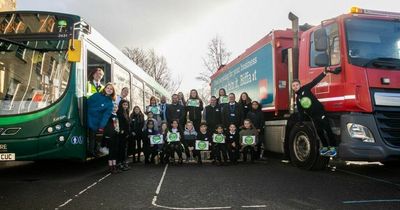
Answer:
[{"left": 87, "top": 81, "right": 104, "bottom": 98}]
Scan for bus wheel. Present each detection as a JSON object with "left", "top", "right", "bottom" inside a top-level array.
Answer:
[{"left": 289, "top": 123, "right": 329, "bottom": 170}]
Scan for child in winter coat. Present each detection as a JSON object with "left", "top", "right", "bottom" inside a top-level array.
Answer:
[
  {"left": 183, "top": 121, "right": 198, "bottom": 162},
  {"left": 246, "top": 101, "right": 265, "bottom": 160},
  {"left": 117, "top": 100, "right": 131, "bottom": 171},
  {"left": 213, "top": 124, "right": 228, "bottom": 165},
  {"left": 158, "top": 122, "right": 168, "bottom": 164},
  {"left": 240, "top": 119, "right": 259, "bottom": 163},
  {"left": 129, "top": 106, "right": 145, "bottom": 163},
  {"left": 166, "top": 119, "right": 184, "bottom": 164},
  {"left": 142, "top": 120, "right": 158, "bottom": 164},
  {"left": 226, "top": 123, "right": 240, "bottom": 164},
  {"left": 195, "top": 122, "right": 212, "bottom": 164},
  {"left": 104, "top": 104, "right": 120, "bottom": 174}
]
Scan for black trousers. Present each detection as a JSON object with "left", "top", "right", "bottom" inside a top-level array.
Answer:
[
  {"left": 313, "top": 115, "right": 336, "bottom": 147},
  {"left": 106, "top": 135, "right": 119, "bottom": 161},
  {"left": 144, "top": 144, "right": 158, "bottom": 163},
  {"left": 132, "top": 135, "right": 143, "bottom": 161},
  {"left": 227, "top": 143, "right": 239, "bottom": 163},
  {"left": 117, "top": 135, "right": 128, "bottom": 164},
  {"left": 167, "top": 142, "right": 183, "bottom": 160},
  {"left": 213, "top": 143, "right": 228, "bottom": 162},
  {"left": 88, "top": 129, "right": 98, "bottom": 156},
  {"left": 242, "top": 145, "right": 255, "bottom": 162},
  {"left": 184, "top": 140, "right": 195, "bottom": 159}
]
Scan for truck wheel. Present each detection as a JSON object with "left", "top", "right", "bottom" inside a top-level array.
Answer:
[{"left": 288, "top": 123, "right": 329, "bottom": 170}]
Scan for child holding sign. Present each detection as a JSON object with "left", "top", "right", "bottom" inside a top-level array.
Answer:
[
  {"left": 143, "top": 120, "right": 158, "bottom": 164},
  {"left": 240, "top": 119, "right": 258, "bottom": 163},
  {"left": 226, "top": 123, "right": 240, "bottom": 164},
  {"left": 195, "top": 122, "right": 212, "bottom": 164},
  {"left": 213, "top": 124, "right": 228, "bottom": 166},
  {"left": 146, "top": 96, "right": 162, "bottom": 123},
  {"left": 183, "top": 121, "right": 198, "bottom": 162},
  {"left": 166, "top": 119, "right": 184, "bottom": 164},
  {"left": 186, "top": 89, "right": 203, "bottom": 131}
]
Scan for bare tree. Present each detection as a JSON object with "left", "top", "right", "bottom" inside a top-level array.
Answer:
[
  {"left": 197, "top": 35, "right": 231, "bottom": 84},
  {"left": 122, "top": 47, "right": 181, "bottom": 93}
]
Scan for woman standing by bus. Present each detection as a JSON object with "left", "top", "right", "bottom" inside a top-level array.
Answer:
[
  {"left": 130, "top": 106, "right": 145, "bottom": 163},
  {"left": 117, "top": 99, "right": 131, "bottom": 170},
  {"left": 177, "top": 92, "right": 186, "bottom": 106},
  {"left": 186, "top": 89, "right": 203, "bottom": 131},
  {"left": 238, "top": 92, "right": 252, "bottom": 118},
  {"left": 216, "top": 88, "right": 228, "bottom": 105},
  {"left": 146, "top": 96, "right": 162, "bottom": 123},
  {"left": 87, "top": 83, "right": 116, "bottom": 157}
]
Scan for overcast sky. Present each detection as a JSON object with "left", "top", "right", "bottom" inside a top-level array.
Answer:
[{"left": 18, "top": 0, "right": 400, "bottom": 93}]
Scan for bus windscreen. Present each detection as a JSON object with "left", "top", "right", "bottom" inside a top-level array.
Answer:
[{"left": 0, "top": 13, "right": 72, "bottom": 35}]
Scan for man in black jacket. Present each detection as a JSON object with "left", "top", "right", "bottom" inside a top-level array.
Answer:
[
  {"left": 166, "top": 94, "right": 186, "bottom": 129},
  {"left": 292, "top": 70, "right": 336, "bottom": 157},
  {"left": 221, "top": 93, "right": 243, "bottom": 129},
  {"left": 203, "top": 96, "right": 222, "bottom": 131}
]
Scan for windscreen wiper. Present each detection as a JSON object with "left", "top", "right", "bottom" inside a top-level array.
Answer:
[{"left": 363, "top": 57, "right": 400, "bottom": 69}]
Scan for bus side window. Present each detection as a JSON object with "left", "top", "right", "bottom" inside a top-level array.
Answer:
[{"left": 281, "top": 48, "right": 289, "bottom": 64}]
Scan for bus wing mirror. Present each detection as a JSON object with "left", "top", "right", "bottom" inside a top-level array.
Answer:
[
  {"left": 314, "top": 28, "right": 328, "bottom": 51},
  {"left": 314, "top": 53, "right": 329, "bottom": 67},
  {"left": 67, "top": 39, "right": 82, "bottom": 62}
]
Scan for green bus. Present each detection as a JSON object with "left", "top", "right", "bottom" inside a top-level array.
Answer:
[{"left": 0, "top": 11, "right": 169, "bottom": 161}]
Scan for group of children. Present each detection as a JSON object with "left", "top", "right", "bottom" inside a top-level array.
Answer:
[{"left": 139, "top": 117, "right": 260, "bottom": 166}]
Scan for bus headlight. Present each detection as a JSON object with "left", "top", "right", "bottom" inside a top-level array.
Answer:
[
  {"left": 58, "top": 136, "right": 65, "bottom": 142},
  {"left": 47, "top": 127, "right": 54, "bottom": 133},
  {"left": 65, "top": 122, "right": 72, "bottom": 128},
  {"left": 346, "top": 123, "right": 375, "bottom": 143},
  {"left": 55, "top": 124, "right": 62, "bottom": 130}
]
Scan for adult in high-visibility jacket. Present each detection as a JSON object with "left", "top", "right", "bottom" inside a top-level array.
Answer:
[{"left": 87, "top": 67, "right": 105, "bottom": 97}]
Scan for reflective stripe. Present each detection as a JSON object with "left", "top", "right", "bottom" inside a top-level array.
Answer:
[{"left": 318, "top": 95, "right": 356, "bottom": 102}]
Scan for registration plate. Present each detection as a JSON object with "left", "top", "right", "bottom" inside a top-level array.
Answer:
[{"left": 0, "top": 153, "right": 15, "bottom": 161}]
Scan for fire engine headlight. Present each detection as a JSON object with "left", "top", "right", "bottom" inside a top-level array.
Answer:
[{"left": 346, "top": 123, "right": 375, "bottom": 143}]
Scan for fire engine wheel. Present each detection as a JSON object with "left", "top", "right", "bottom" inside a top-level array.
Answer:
[{"left": 289, "top": 123, "right": 329, "bottom": 170}]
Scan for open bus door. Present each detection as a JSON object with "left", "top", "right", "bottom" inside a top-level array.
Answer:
[{"left": 84, "top": 47, "right": 112, "bottom": 158}]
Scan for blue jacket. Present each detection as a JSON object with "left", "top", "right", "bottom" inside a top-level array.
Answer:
[{"left": 87, "top": 93, "right": 114, "bottom": 131}]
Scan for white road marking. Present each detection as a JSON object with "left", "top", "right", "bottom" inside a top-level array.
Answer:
[
  {"left": 156, "top": 164, "right": 169, "bottom": 195},
  {"left": 55, "top": 173, "right": 111, "bottom": 209},
  {"left": 151, "top": 164, "right": 267, "bottom": 209},
  {"left": 343, "top": 199, "right": 400, "bottom": 204},
  {"left": 57, "top": 199, "right": 72, "bottom": 208},
  {"left": 241, "top": 205, "right": 267, "bottom": 208}
]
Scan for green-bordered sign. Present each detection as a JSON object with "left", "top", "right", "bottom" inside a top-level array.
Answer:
[
  {"left": 195, "top": 140, "right": 209, "bottom": 150},
  {"left": 148, "top": 106, "right": 161, "bottom": 115},
  {"left": 242, "top": 136, "right": 256, "bottom": 145},
  {"left": 219, "top": 96, "right": 229, "bottom": 104},
  {"left": 187, "top": 99, "right": 200, "bottom": 107},
  {"left": 213, "top": 134, "right": 225, "bottom": 143},
  {"left": 150, "top": 135, "right": 164, "bottom": 145},
  {"left": 167, "top": 132, "right": 180, "bottom": 142}
]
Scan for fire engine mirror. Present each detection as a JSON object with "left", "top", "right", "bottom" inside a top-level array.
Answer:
[
  {"left": 314, "top": 28, "right": 328, "bottom": 51},
  {"left": 314, "top": 53, "right": 329, "bottom": 67}
]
